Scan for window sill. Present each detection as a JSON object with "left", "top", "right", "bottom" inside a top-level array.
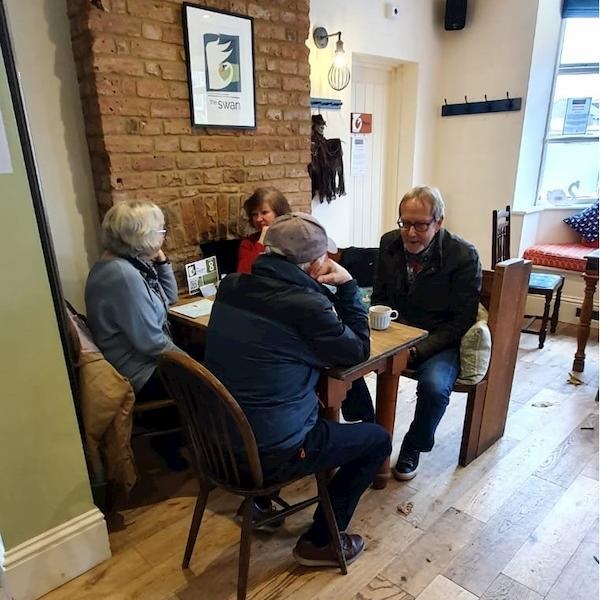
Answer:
[{"left": 513, "top": 202, "right": 596, "bottom": 216}]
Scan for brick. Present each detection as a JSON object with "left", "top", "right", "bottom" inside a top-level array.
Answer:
[
  {"left": 115, "top": 40, "right": 130, "bottom": 55},
  {"left": 215, "top": 154, "right": 243, "bottom": 168},
  {"left": 104, "top": 134, "right": 154, "bottom": 153},
  {"left": 108, "top": 153, "right": 132, "bottom": 171},
  {"left": 93, "top": 55, "right": 145, "bottom": 76},
  {"left": 253, "top": 137, "right": 284, "bottom": 151},
  {"left": 282, "top": 76, "right": 309, "bottom": 91},
  {"left": 142, "top": 22, "right": 162, "bottom": 40},
  {"left": 150, "top": 99, "right": 189, "bottom": 118},
  {"left": 91, "top": 35, "right": 117, "bottom": 54},
  {"left": 285, "top": 165, "right": 308, "bottom": 178},
  {"left": 168, "top": 82, "right": 189, "bottom": 99},
  {"left": 157, "top": 61, "right": 188, "bottom": 81},
  {"left": 176, "top": 154, "right": 218, "bottom": 169},
  {"left": 248, "top": 3, "right": 275, "bottom": 19},
  {"left": 204, "top": 169, "right": 224, "bottom": 185},
  {"left": 270, "top": 151, "right": 298, "bottom": 164},
  {"left": 98, "top": 96, "right": 150, "bottom": 116},
  {"left": 154, "top": 136, "right": 180, "bottom": 152},
  {"left": 258, "top": 72, "right": 281, "bottom": 89},
  {"left": 162, "top": 24, "right": 183, "bottom": 44},
  {"left": 127, "top": 0, "right": 176, "bottom": 23},
  {"left": 269, "top": 178, "right": 300, "bottom": 193},
  {"left": 255, "top": 22, "right": 286, "bottom": 41},
  {"left": 185, "top": 172, "right": 204, "bottom": 186},
  {"left": 229, "top": 1, "right": 247, "bottom": 14},
  {"left": 283, "top": 107, "right": 309, "bottom": 121},
  {"left": 180, "top": 197, "right": 199, "bottom": 242},
  {"left": 137, "top": 79, "right": 170, "bottom": 98},
  {"left": 265, "top": 108, "right": 283, "bottom": 121},
  {"left": 243, "top": 153, "right": 269, "bottom": 166},
  {"left": 131, "top": 39, "right": 177, "bottom": 61},
  {"left": 131, "top": 154, "right": 176, "bottom": 171},
  {"left": 157, "top": 172, "right": 185, "bottom": 187},
  {"left": 164, "top": 119, "right": 192, "bottom": 134},
  {"left": 88, "top": 12, "right": 142, "bottom": 37},
  {"left": 201, "top": 137, "right": 251, "bottom": 153},
  {"left": 180, "top": 137, "right": 200, "bottom": 152},
  {"left": 96, "top": 75, "right": 136, "bottom": 96},
  {"left": 111, "top": 171, "right": 157, "bottom": 189}
]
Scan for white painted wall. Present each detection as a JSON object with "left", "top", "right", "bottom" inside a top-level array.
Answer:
[
  {"left": 309, "top": 0, "right": 444, "bottom": 247},
  {"left": 4, "top": 0, "right": 100, "bottom": 311},
  {"left": 432, "top": 0, "right": 542, "bottom": 267}
]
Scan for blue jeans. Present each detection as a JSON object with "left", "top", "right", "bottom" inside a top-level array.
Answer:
[
  {"left": 262, "top": 419, "right": 391, "bottom": 546},
  {"left": 402, "top": 346, "right": 460, "bottom": 453}
]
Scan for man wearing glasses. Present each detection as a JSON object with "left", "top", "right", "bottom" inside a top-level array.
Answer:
[{"left": 371, "top": 186, "right": 482, "bottom": 480}]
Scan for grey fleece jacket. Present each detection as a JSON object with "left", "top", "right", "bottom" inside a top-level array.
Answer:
[{"left": 85, "top": 257, "right": 181, "bottom": 392}]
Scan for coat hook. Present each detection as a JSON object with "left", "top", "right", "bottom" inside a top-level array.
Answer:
[
  {"left": 506, "top": 91, "right": 510, "bottom": 100},
  {"left": 464, "top": 95, "right": 468, "bottom": 103},
  {"left": 484, "top": 94, "right": 488, "bottom": 102},
  {"left": 444, "top": 98, "right": 448, "bottom": 106}
]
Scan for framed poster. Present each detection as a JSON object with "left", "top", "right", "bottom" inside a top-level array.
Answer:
[{"left": 182, "top": 3, "right": 256, "bottom": 129}]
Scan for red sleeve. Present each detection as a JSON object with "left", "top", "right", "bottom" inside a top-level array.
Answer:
[{"left": 237, "top": 237, "right": 265, "bottom": 273}]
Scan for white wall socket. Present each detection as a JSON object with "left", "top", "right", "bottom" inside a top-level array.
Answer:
[{"left": 385, "top": 3, "right": 401, "bottom": 19}]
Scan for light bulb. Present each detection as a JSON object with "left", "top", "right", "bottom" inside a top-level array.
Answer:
[{"left": 328, "top": 38, "right": 350, "bottom": 91}]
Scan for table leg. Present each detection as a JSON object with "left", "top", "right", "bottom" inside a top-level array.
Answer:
[
  {"left": 573, "top": 270, "right": 599, "bottom": 372},
  {"left": 373, "top": 350, "right": 408, "bottom": 489}
]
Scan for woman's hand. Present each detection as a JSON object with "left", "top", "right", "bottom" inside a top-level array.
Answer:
[
  {"left": 258, "top": 225, "right": 269, "bottom": 245},
  {"left": 153, "top": 249, "right": 167, "bottom": 263},
  {"left": 309, "top": 257, "right": 352, "bottom": 285}
]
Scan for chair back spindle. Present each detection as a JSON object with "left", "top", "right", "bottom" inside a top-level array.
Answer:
[{"left": 492, "top": 205, "right": 511, "bottom": 267}]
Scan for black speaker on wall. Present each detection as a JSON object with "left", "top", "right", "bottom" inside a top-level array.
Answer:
[{"left": 445, "top": 0, "right": 468, "bottom": 30}]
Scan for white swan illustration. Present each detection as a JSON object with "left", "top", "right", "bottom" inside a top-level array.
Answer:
[{"left": 205, "top": 38, "right": 234, "bottom": 90}]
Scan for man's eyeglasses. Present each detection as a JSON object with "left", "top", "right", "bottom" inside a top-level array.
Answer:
[
  {"left": 396, "top": 219, "right": 435, "bottom": 233},
  {"left": 154, "top": 229, "right": 167, "bottom": 234}
]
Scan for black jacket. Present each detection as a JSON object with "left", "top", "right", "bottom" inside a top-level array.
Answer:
[
  {"left": 371, "top": 229, "right": 482, "bottom": 361},
  {"left": 204, "top": 254, "right": 369, "bottom": 455}
]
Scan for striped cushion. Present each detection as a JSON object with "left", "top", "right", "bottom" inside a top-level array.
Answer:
[{"left": 523, "top": 243, "right": 592, "bottom": 272}]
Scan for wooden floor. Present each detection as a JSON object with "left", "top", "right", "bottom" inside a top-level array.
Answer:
[{"left": 42, "top": 324, "right": 599, "bottom": 600}]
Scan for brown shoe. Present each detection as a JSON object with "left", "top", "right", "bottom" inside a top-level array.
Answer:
[{"left": 292, "top": 533, "right": 365, "bottom": 567}]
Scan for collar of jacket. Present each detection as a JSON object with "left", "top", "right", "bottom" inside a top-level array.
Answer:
[
  {"left": 389, "top": 228, "right": 446, "bottom": 270},
  {"left": 252, "top": 254, "right": 336, "bottom": 300}
]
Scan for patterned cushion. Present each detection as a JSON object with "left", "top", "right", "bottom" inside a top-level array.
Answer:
[
  {"left": 457, "top": 305, "right": 491, "bottom": 385},
  {"left": 563, "top": 203, "right": 599, "bottom": 243},
  {"left": 523, "top": 243, "right": 592, "bottom": 272}
]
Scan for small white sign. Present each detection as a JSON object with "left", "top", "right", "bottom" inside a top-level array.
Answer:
[
  {"left": 185, "top": 256, "right": 219, "bottom": 295},
  {"left": 563, "top": 97, "right": 591, "bottom": 135},
  {"left": 0, "top": 107, "right": 13, "bottom": 174},
  {"left": 351, "top": 135, "right": 367, "bottom": 176}
]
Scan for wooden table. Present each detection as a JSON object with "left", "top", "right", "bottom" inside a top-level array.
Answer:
[
  {"left": 169, "top": 297, "right": 427, "bottom": 489},
  {"left": 572, "top": 248, "right": 599, "bottom": 373}
]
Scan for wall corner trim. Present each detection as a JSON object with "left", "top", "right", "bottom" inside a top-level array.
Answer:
[{"left": 0, "top": 508, "right": 110, "bottom": 600}]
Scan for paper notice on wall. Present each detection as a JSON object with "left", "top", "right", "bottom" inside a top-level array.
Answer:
[
  {"left": 351, "top": 135, "right": 367, "bottom": 176},
  {"left": 0, "top": 106, "right": 13, "bottom": 174},
  {"left": 563, "top": 97, "right": 591, "bottom": 135}
]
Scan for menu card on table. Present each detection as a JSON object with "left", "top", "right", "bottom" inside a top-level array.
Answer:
[{"left": 185, "top": 256, "right": 219, "bottom": 295}]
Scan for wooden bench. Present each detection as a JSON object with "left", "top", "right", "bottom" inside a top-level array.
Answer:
[{"left": 403, "top": 258, "right": 532, "bottom": 466}]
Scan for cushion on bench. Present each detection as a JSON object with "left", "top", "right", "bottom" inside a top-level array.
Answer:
[{"left": 522, "top": 242, "right": 593, "bottom": 272}]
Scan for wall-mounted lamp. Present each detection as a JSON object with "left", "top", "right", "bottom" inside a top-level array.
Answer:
[{"left": 312, "top": 27, "right": 351, "bottom": 92}]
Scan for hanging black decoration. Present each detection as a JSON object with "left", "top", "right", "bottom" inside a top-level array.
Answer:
[{"left": 308, "top": 115, "right": 345, "bottom": 204}]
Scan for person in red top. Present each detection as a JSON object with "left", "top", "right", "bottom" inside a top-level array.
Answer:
[{"left": 237, "top": 187, "right": 292, "bottom": 273}]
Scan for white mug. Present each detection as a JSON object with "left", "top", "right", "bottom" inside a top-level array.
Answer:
[{"left": 369, "top": 305, "right": 399, "bottom": 330}]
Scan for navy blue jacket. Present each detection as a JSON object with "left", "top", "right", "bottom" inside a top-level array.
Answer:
[
  {"left": 371, "top": 229, "right": 481, "bottom": 361},
  {"left": 204, "top": 254, "right": 370, "bottom": 455}
]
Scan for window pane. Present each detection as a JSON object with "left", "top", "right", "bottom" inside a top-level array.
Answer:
[
  {"left": 538, "top": 142, "right": 599, "bottom": 205},
  {"left": 561, "top": 18, "right": 599, "bottom": 64},
  {"left": 548, "top": 73, "right": 599, "bottom": 136}
]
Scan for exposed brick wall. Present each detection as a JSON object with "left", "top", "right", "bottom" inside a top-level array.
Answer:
[{"left": 67, "top": 0, "right": 312, "bottom": 273}]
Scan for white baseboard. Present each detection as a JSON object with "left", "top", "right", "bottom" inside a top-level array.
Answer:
[{"left": 0, "top": 509, "right": 110, "bottom": 600}]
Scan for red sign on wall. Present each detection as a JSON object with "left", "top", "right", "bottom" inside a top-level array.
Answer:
[{"left": 351, "top": 112, "right": 372, "bottom": 134}]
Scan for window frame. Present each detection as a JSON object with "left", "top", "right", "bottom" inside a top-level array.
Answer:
[{"left": 535, "top": 17, "right": 599, "bottom": 207}]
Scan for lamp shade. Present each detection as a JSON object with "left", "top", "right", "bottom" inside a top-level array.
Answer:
[{"left": 328, "top": 38, "right": 350, "bottom": 91}]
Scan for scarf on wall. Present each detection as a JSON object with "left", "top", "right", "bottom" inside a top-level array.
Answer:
[{"left": 309, "top": 132, "right": 345, "bottom": 203}]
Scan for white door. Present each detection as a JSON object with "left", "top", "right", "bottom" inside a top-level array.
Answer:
[{"left": 350, "top": 62, "right": 395, "bottom": 247}]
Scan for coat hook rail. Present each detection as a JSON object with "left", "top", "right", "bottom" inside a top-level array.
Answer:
[{"left": 441, "top": 93, "right": 522, "bottom": 117}]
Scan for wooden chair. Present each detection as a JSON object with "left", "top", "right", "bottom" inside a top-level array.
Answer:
[
  {"left": 403, "top": 258, "right": 532, "bottom": 465},
  {"left": 493, "top": 205, "right": 565, "bottom": 348},
  {"left": 158, "top": 352, "right": 347, "bottom": 600}
]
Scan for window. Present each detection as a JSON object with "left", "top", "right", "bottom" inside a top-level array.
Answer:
[{"left": 537, "top": 16, "right": 599, "bottom": 206}]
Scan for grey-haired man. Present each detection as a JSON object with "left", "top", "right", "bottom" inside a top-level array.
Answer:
[{"left": 205, "top": 213, "right": 391, "bottom": 567}]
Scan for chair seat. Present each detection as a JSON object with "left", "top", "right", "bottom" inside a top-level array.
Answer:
[
  {"left": 523, "top": 243, "right": 592, "bottom": 272},
  {"left": 528, "top": 272, "right": 564, "bottom": 294}
]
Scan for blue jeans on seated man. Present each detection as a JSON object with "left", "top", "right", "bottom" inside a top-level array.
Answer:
[
  {"left": 402, "top": 346, "right": 460, "bottom": 453},
  {"left": 341, "top": 377, "right": 375, "bottom": 423},
  {"left": 261, "top": 418, "right": 391, "bottom": 547}
]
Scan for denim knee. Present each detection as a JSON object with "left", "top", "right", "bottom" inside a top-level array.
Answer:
[{"left": 416, "top": 376, "right": 452, "bottom": 408}]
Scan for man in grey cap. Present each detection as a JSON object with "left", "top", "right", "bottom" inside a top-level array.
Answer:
[{"left": 205, "top": 212, "right": 391, "bottom": 567}]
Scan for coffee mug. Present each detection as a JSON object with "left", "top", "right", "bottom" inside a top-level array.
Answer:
[{"left": 368, "top": 305, "right": 399, "bottom": 330}]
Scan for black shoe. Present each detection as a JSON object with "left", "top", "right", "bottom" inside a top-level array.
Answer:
[
  {"left": 149, "top": 436, "right": 190, "bottom": 472},
  {"left": 235, "top": 499, "right": 285, "bottom": 533},
  {"left": 293, "top": 532, "right": 365, "bottom": 567},
  {"left": 392, "top": 448, "right": 420, "bottom": 481}
]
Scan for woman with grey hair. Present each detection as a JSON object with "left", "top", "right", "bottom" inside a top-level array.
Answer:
[{"left": 85, "top": 200, "right": 186, "bottom": 468}]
